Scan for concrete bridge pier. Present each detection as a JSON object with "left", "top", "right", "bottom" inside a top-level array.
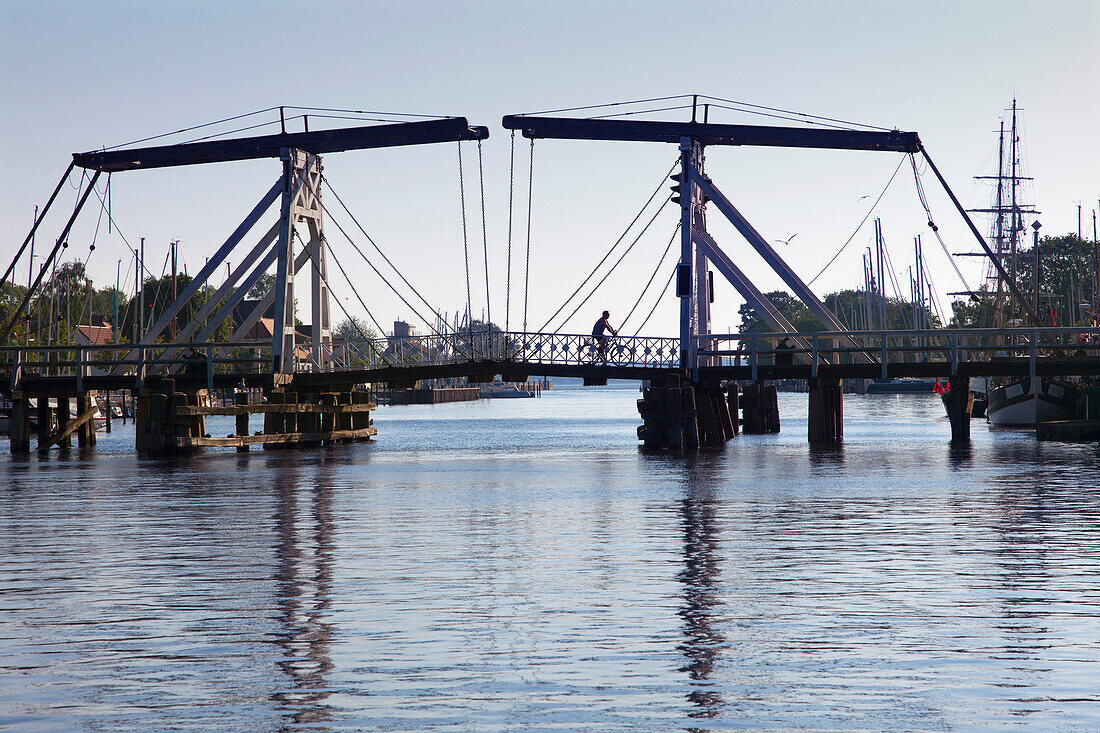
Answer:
[
  {"left": 808, "top": 377, "right": 843, "bottom": 445},
  {"left": 945, "top": 374, "right": 973, "bottom": 443}
]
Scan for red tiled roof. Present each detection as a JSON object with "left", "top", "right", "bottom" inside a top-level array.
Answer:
[{"left": 74, "top": 324, "right": 114, "bottom": 346}]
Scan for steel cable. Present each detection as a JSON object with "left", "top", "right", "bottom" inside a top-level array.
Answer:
[
  {"left": 632, "top": 268, "right": 677, "bottom": 337},
  {"left": 458, "top": 142, "right": 473, "bottom": 330},
  {"left": 321, "top": 175, "right": 448, "bottom": 332},
  {"left": 551, "top": 196, "right": 671, "bottom": 333},
  {"left": 619, "top": 222, "right": 680, "bottom": 333},
  {"left": 536, "top": 160, "right": 678, "bottom": 332},
  {"left": 321, "top": 200, "right": 445, "bottom": 338},
  {"left": 297, "top": 231, "right": 391, "bottom": 365},
  {"left": 909, "top": 153, "right": 977, "bottom": 297},
  {"left": 477, "top": 140, "right": 491, "bottom": 328},
  {"left": 807, "top": 156, "right": 907, "bottom": 287},
  {"left": 505, "top": 131, "right": 515, "bottom": 333},
  {"left": 523, "top": 139, "right": 534, "bottom": 332}
]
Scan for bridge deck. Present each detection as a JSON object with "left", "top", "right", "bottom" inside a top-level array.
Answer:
[{"left": 4, "top": 328, "right": 1098, "bottom": 394}]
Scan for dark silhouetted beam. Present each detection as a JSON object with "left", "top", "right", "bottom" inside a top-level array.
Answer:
[
  {"left": 74, "top": 118, "right": 490, "bottom": 172},
  {"left": 502, "top": 115, "right": 919, "bottom": 152}
]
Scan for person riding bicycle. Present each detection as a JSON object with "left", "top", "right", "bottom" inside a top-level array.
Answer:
[{"left": 592, "top": 310, "right": 618, "bottom": 362}]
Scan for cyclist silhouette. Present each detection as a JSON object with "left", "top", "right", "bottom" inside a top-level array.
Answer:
[{"left": 591, "top": 310, "right": 617, "bottom": 362}]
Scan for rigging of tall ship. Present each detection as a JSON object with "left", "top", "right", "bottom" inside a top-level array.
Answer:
[{"left": 976, "top": 100, "right": 1080, "bottom": 426}]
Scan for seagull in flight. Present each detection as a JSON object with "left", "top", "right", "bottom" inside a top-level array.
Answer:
[
  {"left": 775, "top": 233, "right": 798, "bottom": 246},
  {"left": 857, "top": 195, "right": 871, "bottom": 202}
]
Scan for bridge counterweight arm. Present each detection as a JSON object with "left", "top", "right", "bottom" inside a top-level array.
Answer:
[
  {"left": 73, "top": 117, "right": 490, "bottom": 172},
  {"left": 502, "top": 115, "right": 920, "bottom": 153}
]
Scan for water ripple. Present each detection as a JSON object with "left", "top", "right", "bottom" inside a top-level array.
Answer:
[{"left": 2, "top": 387, "right": 1099, "bottom": 730}]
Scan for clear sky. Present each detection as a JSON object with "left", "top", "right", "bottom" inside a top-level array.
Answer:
[{"left": 2, "top": 0, "right": 1097, "bottom": 337}]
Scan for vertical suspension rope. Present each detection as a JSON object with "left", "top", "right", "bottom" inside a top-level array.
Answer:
[
  {"left": 457, "top": 142, "right": 473, "bottom": 336},
  {"left": 523, "top": 139, "right": 535, "bottom": 333},
  {"left": 477, "top": 140, "right": 491, "bottom": 329},
  {"left": 505, "top": 131, "right": 515, "bottom": 334}
]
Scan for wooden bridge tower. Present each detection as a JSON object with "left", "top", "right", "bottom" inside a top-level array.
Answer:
[{"left": 3, "top": 115, "right": 488, "bottom": 455}]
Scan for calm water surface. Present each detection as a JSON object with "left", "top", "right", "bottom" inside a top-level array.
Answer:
[{"left": 2, "top": 384, "right": 1100, "bottom": 731}]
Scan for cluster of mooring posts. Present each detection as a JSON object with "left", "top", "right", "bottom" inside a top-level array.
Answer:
[
  {"left": 132, "top": 379, "right": 376, "bottom": 456},
  {"left": 637, "top": 378, "right": 782, "bottom": 453},
  {"left": 636, "top": 372, "right": 977, "bottom": 453},
  {"left": 8, "top": 389, "right": 99, "bottom": 453},
  {"left": 3, "top": 100, "right": 1095, "bottom": 457},
  {"left": 5, "top": 376, "right": 377, "bottom": 457}
]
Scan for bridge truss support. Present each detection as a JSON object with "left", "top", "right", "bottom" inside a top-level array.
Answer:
[
  {"left": 273, "top": 148, "right": 331, "bottom": 374},
  {"left": 112, "top": 147, "right": 332, "bottom": 382}
]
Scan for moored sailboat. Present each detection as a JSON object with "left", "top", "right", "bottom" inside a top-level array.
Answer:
[
  {"left": 987, "top": 376, "right": 1079, "bottom": 426},
  {"left": 973, "top": 100, "right": 1078, "bottom": 426}
]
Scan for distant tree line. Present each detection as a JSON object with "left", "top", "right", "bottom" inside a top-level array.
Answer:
[
  {"left": 0, "top": 261, "right": 231, "bottom": 346},
  {"left": 738, "top": 289, "right": 939, "bottom": 334}
]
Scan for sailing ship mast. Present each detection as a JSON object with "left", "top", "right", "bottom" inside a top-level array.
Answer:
[{"left": 971, "top": 99, "right": 1039, "bottom": 327}]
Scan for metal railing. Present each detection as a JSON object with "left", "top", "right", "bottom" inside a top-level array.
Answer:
[
  {"left": 698, "top": 327, "right": 1100, "bottom": 379},
  {"left": 330, "top": 331, "right": 681, "bottom": 370},
  {"left": 4, "top": 327, "right": 1096, "bottom": 391},
  {"left": 508, "top": 332, "right": 679, "bottom": 368},
  {"left": 1, "top": 341, "right": 273, "bottom": 391}
]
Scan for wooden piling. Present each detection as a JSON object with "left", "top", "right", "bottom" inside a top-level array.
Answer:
[
  {"left": 739, "top": 383, "right": 781, "bottom": 435},
  {"left": 134, "top": 389, "right": 150, "bottom": 454},
  {"left": 297, "top": 391, "right": 319, "bottom": 447},
  {"left": 726, "top": 385, "right": 740, "bottom": 436},
  {"left": 762, "top": 384, "right": 781, "bottom": 433},
  {"left": 946, "top": 375, "right": 972, "bottom": 443},
  {"left": 351, "top": 390, "right": 372, "bottom": 439},
  {"left": 321, "top": 393, "right": 337, "bottom": 446},
  {"left": 55, "top": 391, "right": 71, "bottom": 449},
  {"left": 287, "top": 392, "right": 302, "bottom": 436},
  {"left": 808, "top": 377, "right": 843, "bottom": 445},
  {"left": 667, "top": 384, "right": 684, "bottom": 453},
  {"left": 337, "top": 392, "right": 353, "bottom": 443},
  {"left": 147, "top": 392, "right": 169, "bottom": 455},
  {"left": 637, "top": 377, "right": 740, "bottom": 453},
  {"left": 10, "top": 391, "right": 30, "bottom": 453},
  {"left": 263, "top": 391, "right": 285, "bottom": 450},
  {"left": 76, "top": 391, "right": 96, "bottom": 447},
  {"left": 682, "top": 385, "right": 699, "bottom": 449},
  {"left": 235, "top": 389, "right": 249, "bottom": 452},
  {"left": 36, "top": 390, "right": 51, "bottom": 441},
  {"left": 741, "top": 384, "right": 763, "bottom": 434},
  {"left": 694, "top": 386, "right": 719, "bottom": 446},
  {"left": 714, "top": 389, "right": 734, "bottom": 441}
]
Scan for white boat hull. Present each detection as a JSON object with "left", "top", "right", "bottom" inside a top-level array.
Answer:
[{"left": 987, "top": 377, "right": 1078, "bottom": 427}]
